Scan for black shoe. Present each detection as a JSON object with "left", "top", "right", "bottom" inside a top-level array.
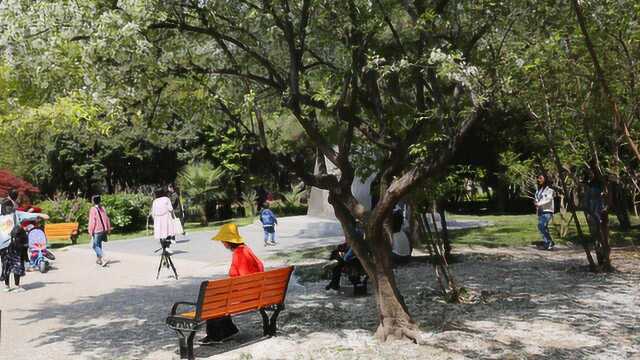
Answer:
[
  {"left": 325, "top": 283, "right": 339, "bottom": 291},
  {"left": 198, "top": 336, "right": 220, "bottom": 345}
]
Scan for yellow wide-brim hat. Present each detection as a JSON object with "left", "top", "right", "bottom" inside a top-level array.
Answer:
[{"left": 211, "top": 223, "right": 244, "bottom": 244}]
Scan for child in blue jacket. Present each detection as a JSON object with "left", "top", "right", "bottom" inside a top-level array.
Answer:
[{"left": 259, "top": 202, "right": 278, "bottom": 246}]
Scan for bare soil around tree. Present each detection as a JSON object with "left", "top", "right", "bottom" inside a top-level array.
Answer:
[
  {"left": 208, "top": 245, "right": 639, "bottom": 360},
  {"left": 0, "top": 236, "right": 637, "bottom": 359}
]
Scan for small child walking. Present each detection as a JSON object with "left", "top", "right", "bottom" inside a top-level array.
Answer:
[{"left": 259, "top": 202, "right": 278, "bottom": 246}]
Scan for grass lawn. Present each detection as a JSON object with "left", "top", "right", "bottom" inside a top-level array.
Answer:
[
  {"left": 49, "top": 216, "right": 256, "bottom": 248},
  {"left": 449, "top": 213, "right": 640, "bottom": 248}
]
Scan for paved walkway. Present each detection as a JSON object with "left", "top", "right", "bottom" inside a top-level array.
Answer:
[{"left": 0, "top": 216, "right": 345, "bottom": 360}]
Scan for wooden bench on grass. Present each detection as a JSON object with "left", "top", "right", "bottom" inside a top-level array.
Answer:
[
  {"left": 166, "top": 266, "right": 295, "bottom": 359},
  {"left": 44, "top": 223, "right": 80, "bottom": 244}
]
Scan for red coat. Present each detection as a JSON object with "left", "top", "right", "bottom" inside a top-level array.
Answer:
[{"left": 229, "top": 245, "right": 264, "bottom": 277}]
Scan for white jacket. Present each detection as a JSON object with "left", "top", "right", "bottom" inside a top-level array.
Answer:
[{"left": 535, "top": 186, "right": 555, "bottom": 214}]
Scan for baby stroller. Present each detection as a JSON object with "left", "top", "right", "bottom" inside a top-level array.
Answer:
[{"left": 27, "top": 225, "right": 55, "bottom": 273}]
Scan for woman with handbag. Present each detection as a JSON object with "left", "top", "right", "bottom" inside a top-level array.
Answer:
[
  {"left": 88, "top": 195, "right": 112, "bottom": 266},
  {"left": 151, "top": 188, "right": 178, "bottom": 249}
]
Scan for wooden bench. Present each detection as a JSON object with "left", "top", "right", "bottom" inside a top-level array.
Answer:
[
  {"left": 166, "top": 266, "right": 295, "bottom": 359},
  {"left": 44, "top": 223, "right": 80, "bottom": 244}
]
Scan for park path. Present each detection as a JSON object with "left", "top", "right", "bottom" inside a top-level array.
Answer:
[
  {"left": 0, "top": 216, "right": 345, "bottom": 360},
  {"left": 105, "top": 215, "right": 346, "bottom": 266}
]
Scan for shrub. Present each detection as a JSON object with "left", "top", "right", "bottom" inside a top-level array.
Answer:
[
  {"left": 101, "top": 193, "right": 152, "bottom": 232},
  {"left": 269, "top": 200, "right": 307, "bottom": 217},
  {"left": 240, "top": 190, "right": 258, "bottom": 217},
  {"left": 38, "top": 196, "right": 92, "bottom": 233},
  {"left": 38, "top": 192, "right": 152, "bottom": 234}
]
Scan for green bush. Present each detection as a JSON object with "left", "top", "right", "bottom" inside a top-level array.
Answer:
[
  {"left": 269, "top": 200, "right": 307, "bottom": 217},
  {"left": 38, "top": 197, "right": 92, "bottom": 233},
  {"left": 38, "top": 192, "right": 152, "bottom": 234},
  {"left": 101, "top": 193, "right": 152, "bottom": 232}
]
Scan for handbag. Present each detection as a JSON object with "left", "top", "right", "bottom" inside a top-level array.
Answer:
[
  {"left": 172, "top": 215, "right": 184, "bottom": 235},
  {"left": 95, "top": 206, "right": 109, "bottom": 242}
]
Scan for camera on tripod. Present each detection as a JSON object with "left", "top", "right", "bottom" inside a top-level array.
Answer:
[
  {"left": 156, "top": 237, "right": 178, "bottom": 279},
  {"left": 160, "top": 238, "right": 173, "bottom": 249}
]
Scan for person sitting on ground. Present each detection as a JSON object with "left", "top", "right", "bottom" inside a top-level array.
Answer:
[
  {"left": 259, "top": 202, "right": 278, "bottom": 246},
  {"left": 201, "top": 223, "right": 264, "bottom": 344},
  {"left": 325, "top": 242, "right": 357, "bottom": 291},
  {"left": 325, "top": 220, "right": 365, "bottom": 291},
  {"left": 391, "top": 211, "right": 412, "bottom": 265}
]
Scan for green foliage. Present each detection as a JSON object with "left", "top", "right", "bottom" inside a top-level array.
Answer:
[
  {"left": 239, "top": 190, "right": 258, "bottom": 218},
  {"left": 177, "top": 163, "right": 227, "bottom": 204},
  {"left": 177, "top": 163, "right": 228, "bottom": 223},
  {"left": 37, "top": 192, "right": 151, "bottom": 234},
  {"left": 38, "top": 196, "right": 92, "bottom": 233},
  {"left": 498, "top": 151, "right": 537, "bottom": 199},
  {"left": 268, "top": 200, "right": 308, "bottom": 217},
  {"left": 101, "top": 193, "right": 152, "bottom": 232},
  {"left": 282, "top": 183, "right": 306, "bottom": 208}
]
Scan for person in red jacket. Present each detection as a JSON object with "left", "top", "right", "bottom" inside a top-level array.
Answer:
[{"left": 200, "top": 224, "right": 264, "bottom": 344}]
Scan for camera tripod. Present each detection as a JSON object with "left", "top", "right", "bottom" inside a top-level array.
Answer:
[{"left": 156, "top": 241, "right": 178, "bottom": 280}]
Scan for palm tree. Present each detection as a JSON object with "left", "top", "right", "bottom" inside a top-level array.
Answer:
[{"left": 177, "top": 163, "right": 227, "bottom": 225}]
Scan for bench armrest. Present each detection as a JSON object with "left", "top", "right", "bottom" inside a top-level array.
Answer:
[{"left": 170, "top": 301, "right": 197, "bottom": 316}]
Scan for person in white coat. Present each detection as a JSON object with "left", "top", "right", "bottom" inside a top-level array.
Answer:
[{"left": 151, "top": 188, "right": 176, "bottom": 247}]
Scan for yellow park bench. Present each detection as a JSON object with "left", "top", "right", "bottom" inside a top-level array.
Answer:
[
  {"left": 166, "top": 266, "right": 295, "bottom": 359},
  {"left": 44, "top": 222, "right": 80, "bottom": 244}
]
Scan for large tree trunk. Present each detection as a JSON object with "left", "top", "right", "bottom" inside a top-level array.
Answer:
[
  {"left": 369, "top": 250, "right": 420, "bottom": 341},
  {"left": 367, "top": 234, "right": 421, "bottom": 342},
  {"left": 330, "top": 193, "right": 421, "bottom": 343}
]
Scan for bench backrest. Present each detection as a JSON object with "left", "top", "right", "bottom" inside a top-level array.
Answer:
[
  {"left": 45, "top": 223, "right": 79, "bottom": 240},
  {"left": 196, "top": 266, "right": 294, "bottom": 321}
]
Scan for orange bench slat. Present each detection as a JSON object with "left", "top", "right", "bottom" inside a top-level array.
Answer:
[{"left": 194, "top": 266, "right": 293, "bottom": 321}]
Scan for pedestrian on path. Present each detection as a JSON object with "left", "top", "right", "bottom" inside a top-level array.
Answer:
[
  {"left": 534, "top": 174, "right": 555, "bottom": 250},
  {"left": 88, "top": 195, "right": 112, "bottom": 266},
  {"left": 151, "top": 188, "right": 176, "bottom": 247},
  {"left": 1, "top": 197, "right": 49, "bottom": 292},
  {"left": 200, "top": 223, "right": 264, "bottom": 344},
  {"left": 167, "top": 184, "right": 185, "bottom": 235},
  {"left": 259, "top": 202, "right": 278, "bottom": 246}
]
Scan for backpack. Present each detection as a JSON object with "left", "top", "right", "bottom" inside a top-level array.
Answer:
[
  {"left": 10, "top": 213, "right": 28, "bottom": 248},
  {"left": 0, "top": 212, "right": 27, "bottom": 249},
  {"left": 260, "top": 209, "right": 276, "bottom": 226}
]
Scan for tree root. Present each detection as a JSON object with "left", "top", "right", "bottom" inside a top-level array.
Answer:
[{"left": 374, "top": 319, "right": 426, "bottom": 344}]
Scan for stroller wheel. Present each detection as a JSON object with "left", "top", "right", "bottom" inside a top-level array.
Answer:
[{"left": 38, "top": 261, "right": 48, "bottom": 273}]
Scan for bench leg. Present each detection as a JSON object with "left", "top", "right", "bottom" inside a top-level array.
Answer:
[
  {"left": 260, "top": 306, "right": 283, "bottom": 337},
  {"left": 176, "top": 330, "right": 196, "bottom": 360},
  {"left": 259, "top": 309, "right": 270, "bottom": 336}
]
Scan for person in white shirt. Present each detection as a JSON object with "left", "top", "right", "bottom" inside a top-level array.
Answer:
[
  {"left": 391, "top": 211, "right": 412, "bottom": 265},
  {"left": 534, "top": 174, "right": 555, "bottom": 250}
]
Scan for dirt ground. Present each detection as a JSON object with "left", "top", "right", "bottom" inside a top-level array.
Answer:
[
  {"left": 1, "top": 244, "right": 637, "bottom": 360},
  {"left": 202, "top": 245, "right": 640, "bottom": 360}
]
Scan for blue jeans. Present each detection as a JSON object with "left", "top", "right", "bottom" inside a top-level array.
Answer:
[
  {"left": 537, "top": 213, "right": 553, "bottom": 247},
  {"left": 92, "top": 233, "right": 105, "bottom": 258},
  {"left": 263, "top": 226, "right": 276, "bottom": 243}
]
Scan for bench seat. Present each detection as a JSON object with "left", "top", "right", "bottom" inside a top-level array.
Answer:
[{"left": 166, "top": 266, "right": 295, "bottom": 359}]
